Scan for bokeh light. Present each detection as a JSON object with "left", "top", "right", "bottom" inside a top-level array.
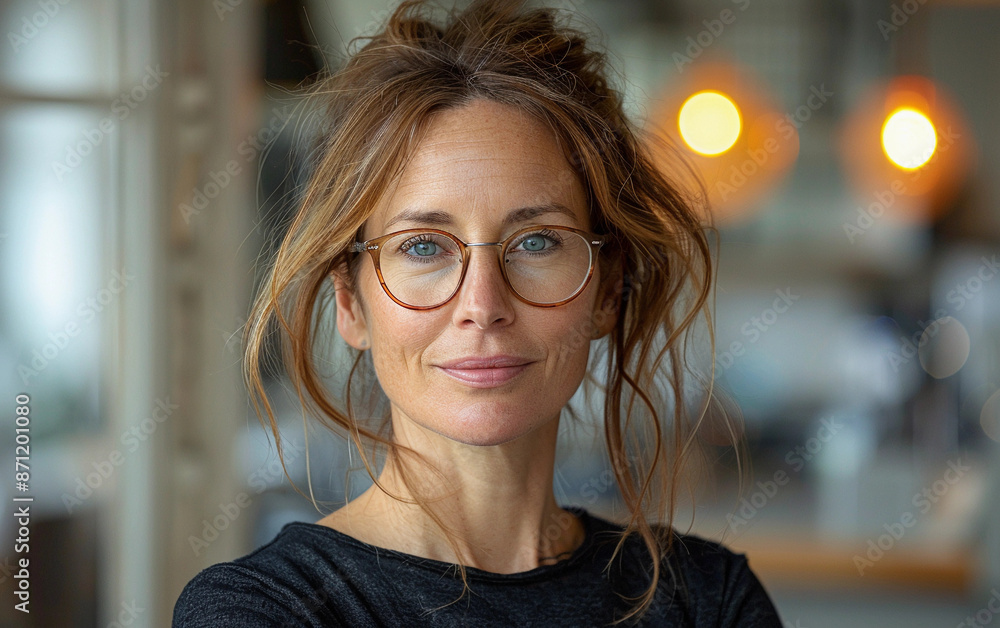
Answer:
[
  {"left": 881, "top": 108, "right": 937, "bottom": 170},
  {"left": 647, "top": 61, "right": 798, "bottom": 225},
  {"left": 917, "top": 316, "right": 970, "bottom": 379},
  {"left": 981, "top": 389, "right": 1000, "bottom": 443},
  {"left": 678, "top": 91, "right": 742, "bottom": 156},
  {"left": 838, "top": 76, "right": 975, "bottom": 225}
]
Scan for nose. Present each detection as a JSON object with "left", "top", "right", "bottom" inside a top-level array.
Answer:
[{"left": 450, "top": 244, "right": 515, "bottom": 329}]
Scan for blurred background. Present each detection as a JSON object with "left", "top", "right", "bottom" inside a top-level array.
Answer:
[{"left": 1, "top": 0, "right": 998, "bottom": 625}]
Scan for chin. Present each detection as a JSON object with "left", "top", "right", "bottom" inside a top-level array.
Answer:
[{"left": 424, "top": 404, "right": 556, "bottom": 447}]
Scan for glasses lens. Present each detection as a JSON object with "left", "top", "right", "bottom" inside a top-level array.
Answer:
[
  {"left": 505, "top": 228, "right": 593, "bottom": 305},
  {"left": 378, "top": 228, "right": 595, "bottom": 308},
  {"left": 380, "top": 231, "right": 464, "bottom": 307}
]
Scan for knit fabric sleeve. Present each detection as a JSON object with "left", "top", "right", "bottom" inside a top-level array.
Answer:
[{"left": 172, "top": 563, "right": 346, "bottom": 628}]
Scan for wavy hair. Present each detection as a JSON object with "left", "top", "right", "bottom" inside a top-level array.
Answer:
[{"left": 243, "top": 0, "right": 736, "bottom": 624}]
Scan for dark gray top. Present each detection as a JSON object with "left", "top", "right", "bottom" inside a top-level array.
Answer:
[{"left": 173, "top": 505, "right": 783, "bottom": 627}]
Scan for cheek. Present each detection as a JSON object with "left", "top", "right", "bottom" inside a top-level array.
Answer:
[
  {"left": 543, "top": 304, "right": 598, "bottom": 379},
  {"left": 359, "top": 264, "right": 424, "bottom": 347},
  {"left": 366, "top": 296, "right": 440, "bottom": 388}
]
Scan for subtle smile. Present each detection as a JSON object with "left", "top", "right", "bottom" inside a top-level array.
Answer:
[{"left": 435, "top": 363, "right": 533, "bottom": 388}]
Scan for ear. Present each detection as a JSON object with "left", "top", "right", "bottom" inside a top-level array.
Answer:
[
  {"left": 331, "top": 269, "right": 371, "bottom": 350},
  {"left": 590, "top": 260, "right": 623, "bottom": 340}
]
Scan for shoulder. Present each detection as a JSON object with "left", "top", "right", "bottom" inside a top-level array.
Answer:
[
  {"left": 660, "top": 530, "right": 784, "bottom": 627},
  {"left": 584, "top": 510, "right": 756, "bottom": 586},
  {"left": 172, "top": 524, "right": 350, "bottom": 628},
  {"left": 172, "top": 562, "right": 312, "bottom": 628},
  {"left": 580, "top": 510, "right": 783, "bottom": 626},
  {"left": 663, "top": 530, "right": 748, "bottom": 578}
]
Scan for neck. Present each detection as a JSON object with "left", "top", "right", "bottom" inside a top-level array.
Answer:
[{"left": 342, "top": 409, "right": 585, "bottom": 574}]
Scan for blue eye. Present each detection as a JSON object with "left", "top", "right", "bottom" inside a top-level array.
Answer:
[
  {"left": 409, "top": 241, "right": 437, "bottom": 256},
  {"left": 521, "top": 236, "right": 545, "bottom": 251},
  {"left": 399, "top": 235, "right": 439, "bottom": 257},
  {"left": 393, "top": 233, "right": 459, "bottom": 265},
  {"left": 511, "top": 229, "right": 563, "bottom": 255}
]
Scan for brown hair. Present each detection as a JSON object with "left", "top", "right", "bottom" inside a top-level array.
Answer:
[{"left": 243, "top": 0, "right": 734, "bottom": 624}]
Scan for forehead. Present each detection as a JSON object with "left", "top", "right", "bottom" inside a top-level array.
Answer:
[{"left": 365, "top": 99, "right": 589, "bottom": 237}]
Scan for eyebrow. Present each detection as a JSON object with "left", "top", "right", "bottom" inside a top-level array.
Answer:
[{"left": 382, "top": 203, "right": 580, "bottom": 233}]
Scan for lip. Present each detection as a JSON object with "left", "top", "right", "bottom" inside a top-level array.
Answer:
[
  {"left": 437, "top": 364, "right": 532, "bottom": 388},
  {"left": 437, "top": 355, "right": 533, "bottom": 369},
  {"left": 435, "top": 355, "right": 535, "bottom": 388}
]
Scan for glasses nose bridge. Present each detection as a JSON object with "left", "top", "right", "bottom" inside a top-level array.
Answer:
[
  {"left": 464, "top": 241, "right": 503, "bottom": 251},
  {"left": 459, "top": 240, "right": 510, "bottom": 292}
]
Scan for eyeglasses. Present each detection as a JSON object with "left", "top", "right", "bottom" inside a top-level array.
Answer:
[{"left": 350, "top": 224, "right": 606, "bottom": 310}]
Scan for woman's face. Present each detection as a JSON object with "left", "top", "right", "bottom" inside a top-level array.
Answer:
[{"left": 335, "top": 98, "right": 618, "bottom": 447}]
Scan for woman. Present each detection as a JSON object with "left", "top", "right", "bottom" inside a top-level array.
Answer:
[{"left": 174, "top": 0, "right": 783, "bottom": 626}]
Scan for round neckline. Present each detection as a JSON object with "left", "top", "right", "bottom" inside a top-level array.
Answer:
[{"left": 284, "top": 505, "right": 603, "bottom": 583}]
